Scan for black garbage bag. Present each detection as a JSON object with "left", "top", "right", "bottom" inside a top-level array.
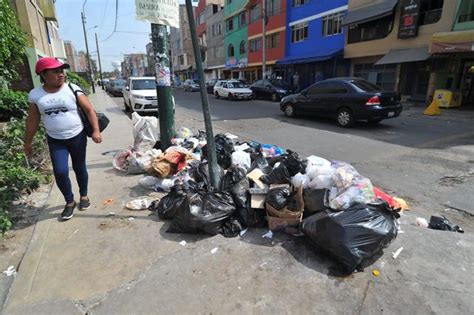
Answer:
[
  {"left": 219, "top": 215, "right": 243, "bottom": 238},
  {"left": 153, "top": 185, "right": 187, "bottom": 220},
  {"left": 429, "top": 216, "right": 464, "bottom": 233},
  {"left": 249, "top": 156, "right": 272, "bottom": 174},
  {"left": 243, "top": 141, "right": 263, "bottom": 162},
  {"left": 191, "top": 162, "right": 224, "bottom": 190},
  {"left": 265, "top": 187, "right": 291, "bottom": 210},
  {"left": 302, "top": 202, "right": 399, "bottom": 273},
  {"left": 269, "top": 150, "right": 305, "bottom": 176},
  {"left": 167, "top": 191, "right": 236, "bottom": 235},
  {"left": 237, "top": 200, "right": 267, "bottom": 228},
  {"left": 260, "top": 164, "right": 291, "bottom": 185},
  {"left": 303, "top": 188, "right": 328, "bottom": 217},
  {"left": 214, "top": 134, "right": 234, "bottom": 169}
]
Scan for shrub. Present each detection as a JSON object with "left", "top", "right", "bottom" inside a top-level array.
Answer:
[
  {"left": 0, "top": 88, "right": 28, "bottom": 121},
  {"left": 67, "top": 72, "right": 91, "bottom": 95}
]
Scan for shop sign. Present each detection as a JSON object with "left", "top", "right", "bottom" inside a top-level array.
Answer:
[
  {"left": 398, "top": 0, "right": 420, "bottom": 39},
  {"left": 225, "top": 57, "right": 237, "bottom": 68}
]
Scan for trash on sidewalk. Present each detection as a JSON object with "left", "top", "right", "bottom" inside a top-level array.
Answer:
[
  {"left": 210, "top": 247, "right": 219, "bottom": 254},
  {"left": 428, "top": 216, "right": 464, "bottom": 233},
  {"left": 125, "top": 198, "right": 153, "bottom": 210},
  {"left": 179, "top": 240, "right": 187, "bottom": 247},
  {"left": 392, "top": 247, "right": 404, "bottom": 259},
  {"left": 372, "top": 269, "right": 380, "bottom": 277},
  {"left": 112, "top": 126, "right": 407, "bottom": 274},
  {"left": 3, "top": 266, "right": 17, "bottom": 277},
  {"left": 416, "top": 217, "right": 429, "bottom": 228}
]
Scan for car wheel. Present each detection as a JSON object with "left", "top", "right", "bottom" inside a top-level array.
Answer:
[
  {"left": 228, "top": 93, "right": 233, "bottom": 101},
  {"left": 271, "top": 93, "right": 279, "bottom": 102},
  {"left": 284, "top": 104, "right": 296, "bottom": 118},
  {"left": 124, "top": 99, "right": 130, "bottom": 112},
  {"left": 367, "top": 119, "right": 382, "bottom": 125},
  {"left": 215, "top": 91, "right": 219, "bottom": 99},
  {"left": 337, "top": 108, "right": 355, "bottom": 127}
]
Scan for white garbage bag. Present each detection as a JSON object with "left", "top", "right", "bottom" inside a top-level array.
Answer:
[
  {"left": 306, "top": 155, "right": 331, "bottom": 180},
  {"left": 308, "top": 174, "right": 333, "bottom": 189},
  {"left": 132, "top": 112, "right": 159, "bottom": 152},
  {"left": 231, "top": 150, "right": 251, "bottom": 170},
  {"left": 291, "top": 172, "right": 310, "bottom": 188}
]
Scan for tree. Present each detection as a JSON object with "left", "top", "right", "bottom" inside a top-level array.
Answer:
[{"left": 0, "top": 0, "right": 27, "bottom": 83}]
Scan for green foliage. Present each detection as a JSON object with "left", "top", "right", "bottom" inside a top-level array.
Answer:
[
  {"left": 0, "top": 0, "right": 28, "bottom": 82},
  {"left": 67, "top": 72, "right": 91, "bottom": 95},
  {"left": 0, "top": 117, "right": 47, "bottom": 234},
  {"left": 0, "top": 88, "right": 28, "bottom": 121}
]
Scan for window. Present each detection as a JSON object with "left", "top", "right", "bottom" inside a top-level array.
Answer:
[
  {"left": 266, "top": 33, "right": 279, "bottom": 48},
  {"left": 197, "top": 12, "right": 205, "bottom": 25},
  {"left": 350, "top": 79, "right": 382, "bottom": 92},
  {"left": 250, "top": 5, "right": 261, "bottom": 23},
  {"left": 266, "top": 0, "right": 281, "bottom": 17},
  {"left": 132, "top": 79, "right": 155, "bottom": 90},
  {"left": 347, "top": 15, "right": 394, "bottom": 44},
  {"left": 322, "top": 11, "right": 344, "bottom": 37},
  {"left": 240, "top": 40, "right": 246, "bottom": 54},
  {"left": 239, "top": 12, "right": 247, "bottom": 27},
  {"left": 218, "top": 23, "right": 222, "bottom": 35},
  {"left": 291, "top": 22, "right": 308, "bottom": 43},
  {"left": 212, "top": 4, "right": 219, "bottom": 14},
  {"left": 353, "top": 63, "right": 397, "bottom": 91},
  {"left": 293, "top": 0, "right": 307, "bottom": 7},
  {"left": 228, "top": 44, "right": 235, "bottom": 57},
  {"left": 419, "top": 0, "right": 443, "bottom": 25},
  {"left": 250, "top": 38, "right": 262, "bottom": 52},
  {"left": 227, "top": 18, "right": 234, "bottom": 32},
  {"left": 457, "top": 0, "right": 474, "bottom": 23},
  {"left": 179, "top": 55, "right": 184, "bottom": 65},
  {"left": 211, "top": 24, "right": 216, "bottom": 37}
]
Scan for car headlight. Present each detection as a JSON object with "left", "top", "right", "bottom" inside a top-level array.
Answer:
[{"left": 133, "top": 94, "right": 145, "bottom": 99}]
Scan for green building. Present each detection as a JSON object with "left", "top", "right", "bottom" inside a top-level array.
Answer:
[{"left": 223, "top": 0, "right": 248, "bottom": 79}]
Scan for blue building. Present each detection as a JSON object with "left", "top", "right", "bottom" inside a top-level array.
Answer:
[{"left": 277, "top": 0, "right": 350, "bottom": 90}]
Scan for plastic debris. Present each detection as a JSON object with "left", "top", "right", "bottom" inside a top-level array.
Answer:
[
  {"left": 125, "top": 199, "right": 152, "bottom": 210},
  {"left": 429, "top": 216, "right": 464, "bottom": 233},
  {"left": 179, "top": 240, "right": 187, "bottom": 247},
  {"left": 211, "top": 247, "right": 219, "bottom": 254},
  {"left": 392, "top": 247, "right": 404, "bottom": 259},
  {"left": 372, "top": 269, "right": 380, "bottom": 277},
  {"left": 239, "top": 228, "right": 248, "bottom": 237},
  {"left": 262, "top": 230, "right": 273, "bottom": 239},
  {"left": 102, "top": 199, "right": 114, "bottom": 206},
  {"left": 416, "top": 217, "right": 429, "bottom": 228},
  {"left": 3, "top": 266, "right": 17, "bottom": 277}
]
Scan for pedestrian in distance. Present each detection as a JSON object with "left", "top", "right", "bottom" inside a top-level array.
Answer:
[
  {"left": 293, "top": 72, "right": 300, "bottom": 93},
  {"left": 24, "top": 57, "right": 102, "bottom": 221}
]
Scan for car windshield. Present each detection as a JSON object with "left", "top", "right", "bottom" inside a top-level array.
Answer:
[
  {"left": 227, "top": 82, "right": 244, "bottom": 88},
  {"left": 132, "top": 79, "right": 155, "bottom": 90},
  {"left": 269, "top": 79, "right": 290, "bottom": 89},
  {"left": 350, "top": 80, "right": 382, "bottom": 92},
  {"left": 114, "top": 80, "right": 126, "bottom": 87}
]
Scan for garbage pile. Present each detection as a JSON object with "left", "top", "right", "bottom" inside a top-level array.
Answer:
[{"left": 114, "top": 113, "right": 407, "bottom": 273}]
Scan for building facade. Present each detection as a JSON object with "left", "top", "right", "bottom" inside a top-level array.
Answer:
[
  {"left": 223, "top": 0, "right": 249, "bottom": 79},
  {"left": 206, "top": 5, "right": 226, "bottom": 79},
  {"left": 9, "top": 0, "right": 66, "bottom": 90},
  {"left": 64, "top": 41, "right": 78, "bottom": 72},
  {"left": 344, "top": 0, "right": 458, "bottom": 102},
  {"left": 278, "top": 0, "right": 349, "bottom": 89},
  {"left": 245, "top": 0, "right": 287, "bottom": 82},
  {"left": 170, "top": 5, "right": 196, "bottom": 83},
  {"left": 122, "top": 54, "right": 148, "bottom": 78}
]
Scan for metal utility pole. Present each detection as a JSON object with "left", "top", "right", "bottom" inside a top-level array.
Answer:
[
  {"left": 95, "top": 33, "right": 104, "bottom": 90},
  {"left": 185, "top": 0, "right": 221, "bottom": 189},
  {"left": 81, "top": 12, "right": 95, "bottom": 93},
  {"left": 151, "top": 24, "right": 175, "bottom": 150},
  {"left": 262, "top": 0, "right": 267, "bottom": 80}
]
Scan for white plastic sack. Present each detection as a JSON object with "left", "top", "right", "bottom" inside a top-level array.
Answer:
[
  {"left": 291, "top": 172, "right": 310, "bottom": 188},
  {"left": 306, "top": 156, "right": 331, "bottom": 180},
  {"left": 177, "top": 127, "right": 193, "bottom": 139},
  {"left": 113, "top": 150, "right": 132, "bottom": 172},
  {"left": 309, "top": 175, "right": 333, "bottom": 189},
  {"left": 328, "top": 177, "right": 375, "bottom": 210},
  {"left": 231, "top": 150, "right": 251, "bottom": 170},
  {"left": 139, "top": 176, "right": 162, "bottom": 190},
  {"left": 127, "top": 149, "right": 162, "bottom": 175},
  {"left": 132, "top": 112, "right": 159, "bottom": 152}
]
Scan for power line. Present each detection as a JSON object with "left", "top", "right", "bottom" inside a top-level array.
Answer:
[
  {"left": 98, "top": 0, "right": 109, "bottom": 37},
  {"left": 101, "top": 0, "right": 119, "bottom": 42}
]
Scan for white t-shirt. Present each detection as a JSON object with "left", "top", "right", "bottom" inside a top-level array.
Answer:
[{"left": 28, "top": 83, "right": 84, "bottom": 140}]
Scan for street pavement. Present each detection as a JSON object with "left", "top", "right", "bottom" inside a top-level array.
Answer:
[{"left": 2, "top": 88, "right": 473, "bottom": 314}]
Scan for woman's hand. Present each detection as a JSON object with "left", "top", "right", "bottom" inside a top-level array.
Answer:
[{"left": 91, "top": 131, "right": 102, "bottom": 143}]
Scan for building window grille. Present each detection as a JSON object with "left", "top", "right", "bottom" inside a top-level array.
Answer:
[
  {"left": 322, "top": 11, "right": 344, "bottom": 37},
  {"left": 291, "top": 22, "right": 308, "bottom": 43}
]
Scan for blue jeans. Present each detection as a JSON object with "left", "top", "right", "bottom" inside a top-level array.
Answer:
[{"left": 47, "top": 131, "right": 88, "bottom": 204}]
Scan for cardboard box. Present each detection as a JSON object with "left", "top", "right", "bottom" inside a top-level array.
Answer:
[
  {"left": 265, "top": 185, "right": 304, "bottom": 232},
  {"left": 250, "top": 194, "right": 266, "bottom": 209}
]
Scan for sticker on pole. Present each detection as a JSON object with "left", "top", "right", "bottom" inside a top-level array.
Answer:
[
  {"left": 155, "top": 53, "right": 171, "bottom": 87},
  {"left": 135, "top": 0, "right": 179, "bottom": 28}
]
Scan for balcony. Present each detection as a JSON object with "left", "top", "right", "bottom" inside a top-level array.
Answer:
[
  {"left": 51, "top": 38, "right": 66, "bottom": 60},
  {"left": 38, "top": 0, "right": 58, "bottom": 21}
]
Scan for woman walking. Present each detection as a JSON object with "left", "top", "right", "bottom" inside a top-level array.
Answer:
[{"left": 24, "top": 57, "right": 102, "bottom": 221}]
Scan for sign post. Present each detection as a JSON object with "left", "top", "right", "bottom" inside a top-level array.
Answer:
[
  {"left": 136, "top": 0, "right": 178, "bottom": 149},
  {"left": 184, "top": 0, "right": 221, "bottom": 188}
]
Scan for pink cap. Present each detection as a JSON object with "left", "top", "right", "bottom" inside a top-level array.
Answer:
[{"left": 35, "top": 57, "right": 70, "bottom": 74}]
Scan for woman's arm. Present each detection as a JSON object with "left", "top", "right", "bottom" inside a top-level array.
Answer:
[
  {"left": 77, "top": 94, "right": 102, "bottom": 143},
  {"left": 24, "top": 103, "right": 41, "bottom": 158}
]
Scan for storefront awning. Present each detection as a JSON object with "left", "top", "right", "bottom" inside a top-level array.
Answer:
[
  {"left": 276, "top": 49, "right": 342, "bottom": 65},
  {"left": 342, "top": 0, "right": 398, "bottom": 27},
  {"left": 375, "top": 46, "right": 430, "bottom": 65},
  {"left": 430, "top": 30, "right": 474, "bottom": 53}
]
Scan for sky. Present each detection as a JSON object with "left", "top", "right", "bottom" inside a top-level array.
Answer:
[{"left": 56, "top": 0, "right": 152, "bottom": 72}]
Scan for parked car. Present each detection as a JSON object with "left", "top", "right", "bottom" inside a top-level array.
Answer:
[
  {"left": 109, "top": 79, "right": 126, "bottom": 96},
  {"left": 251, "top": 79, "right": 293, "bottom": 102},
  {"left": 280, "top": 77, "right": 402, "bottom": 127},
  {"left": 206, "top": 78, "right": 220, "bottom": 94},
  {"left": 214, "top": 80, "right": 253, "bottom": 100},
  {"left": 123, "top": 77, "right": 158, "bottom": 113},
  {"left": 183, "top": 79, "right": 200, "bottom": 92}
]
